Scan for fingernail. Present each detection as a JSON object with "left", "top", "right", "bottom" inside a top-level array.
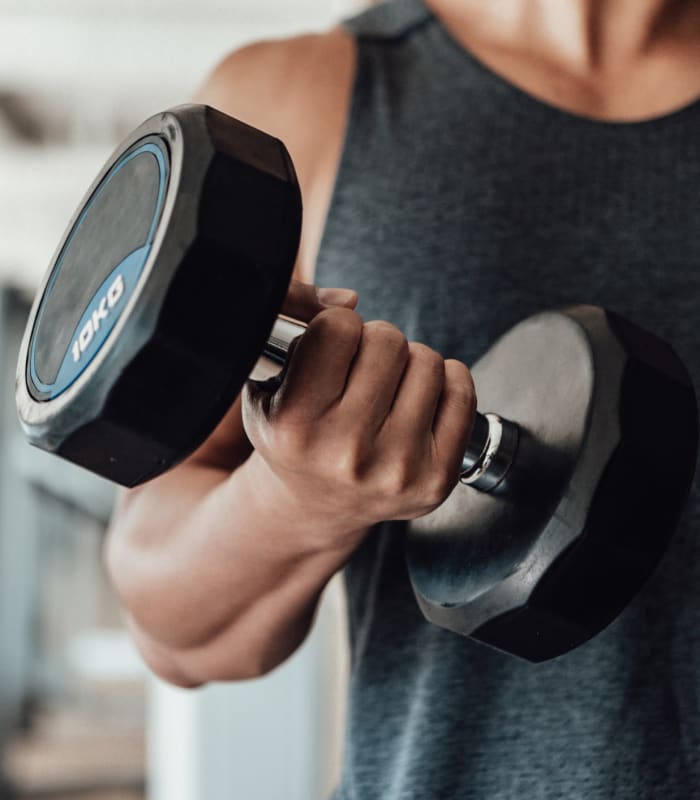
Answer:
[{"left": 317, "top": 287, "right": 356, "bottom": 307}]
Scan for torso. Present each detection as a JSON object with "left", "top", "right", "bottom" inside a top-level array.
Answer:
[
  {"left": 312, "top": 1, "right": 700, "bottom": 797},
  {"left": 200, "top": 1, "right": 700, "bottom": 286},
  {"left": 202, "top": 2, "right": 700, "bottom": 795},
  {"left": 298, "top": 0, "right": 700, "bottom": 286}
]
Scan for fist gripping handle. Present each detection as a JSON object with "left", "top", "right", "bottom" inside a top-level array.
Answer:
[{"left": 257, "top": 317, "right": 520, "bottom": 493}]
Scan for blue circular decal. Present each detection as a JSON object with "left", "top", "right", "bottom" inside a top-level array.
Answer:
[{"left": 29, "top": 140, "right": 169, "bottom": 400}]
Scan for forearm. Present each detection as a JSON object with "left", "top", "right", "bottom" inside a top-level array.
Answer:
[
  {"left": 106, "top": 302, "right": 474, "bottom": 686},
  {"left": 125, "top": 587, "right": 320, "bottom": 686},
  {"left": 107, "top": 451, "right": 368, "bottom": 683}
]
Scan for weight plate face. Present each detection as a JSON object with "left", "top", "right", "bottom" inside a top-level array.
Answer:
[
  {"left": 406, "top": 309, "right": 604, "bottom": 622},
  {"left": 406, "top": 306, "right": 697, "bottom": 662},
  {"left": 17, "top": 104, "right": 302, "bottom": 486},
  {"left": 27, "top": 136, "right": 170, "bottom": 400}
]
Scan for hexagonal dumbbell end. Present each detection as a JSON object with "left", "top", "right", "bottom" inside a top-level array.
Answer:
[
  {"left": 406, "top": 306, "right": 698, "bottom": 662},
  {"left": 16, "top": 105, "right": 301, "bottom": 486}
]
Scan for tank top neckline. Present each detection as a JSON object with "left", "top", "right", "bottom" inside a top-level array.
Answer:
[{"left": 409, "top": 0, "right": 700, "bottom": 130}]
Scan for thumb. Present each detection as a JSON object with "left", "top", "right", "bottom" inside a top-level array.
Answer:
[{"left": 281, "top": 280, "right": 358, "bottom": 322}]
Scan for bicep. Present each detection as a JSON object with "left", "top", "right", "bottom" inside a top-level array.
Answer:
[
  {"left": 193, "top": 31, "right": 355, "bottom": 285},
  {"left": 185, "top": 44, "right": 308, "bottom": 471},
  {"left": 184, "top": 31, "right": 354, "bottom": 471}
]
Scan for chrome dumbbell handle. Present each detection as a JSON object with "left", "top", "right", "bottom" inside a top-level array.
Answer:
[{"left": 256, "top": 317, "right": 519, "bottom": 493}]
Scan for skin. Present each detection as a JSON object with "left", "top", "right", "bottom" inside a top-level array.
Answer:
[
  {"left": 106, "top": 0, "right": 700, "bottom": 687},
  {"left": 430, "top": 0, "right": 700, "bottom": 121}
]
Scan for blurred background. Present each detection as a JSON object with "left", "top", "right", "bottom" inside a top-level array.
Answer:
[{"left": 0, "top": 1, "right": 370, "bottom": 798}]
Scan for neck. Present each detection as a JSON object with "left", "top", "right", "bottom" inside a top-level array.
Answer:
[
  {"left": 446, "top": 0, "right": 700, "bottom": 73},
  {"left": 427, "top": 0, "right": 700, "bottom": 120},
  {"left": 532, "top": 0, "right": 695, "bottom": 70}
]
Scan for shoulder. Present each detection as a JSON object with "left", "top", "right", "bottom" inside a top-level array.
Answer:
[
  {"left": 195, "top": 29, "right": 356, "bottom": 279},
  {"left": 195, "top": 30, "right": 355, "bottom": 175}
]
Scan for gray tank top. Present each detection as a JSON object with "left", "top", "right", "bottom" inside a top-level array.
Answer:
[{"left": 315, "top": 1, "right": 700, "bottom": 797}]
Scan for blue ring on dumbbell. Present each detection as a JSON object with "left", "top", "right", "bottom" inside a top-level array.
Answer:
[{"left": 28, "top": 139, "right": 169, "bottom": 400}]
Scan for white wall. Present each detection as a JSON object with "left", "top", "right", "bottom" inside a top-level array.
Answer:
[
  {"left": 0, "top": 0, "right": 367, "bottom": 289},
  {"left": 149, "top": 578, "right": 348, "bottom": 800},
  {"left": 1, "top": 1, "right": 365, "bottom": 797}
]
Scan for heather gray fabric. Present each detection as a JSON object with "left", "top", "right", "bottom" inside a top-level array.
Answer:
[{"left": 315, "top": 1, "right": 700, "bottom": 797}]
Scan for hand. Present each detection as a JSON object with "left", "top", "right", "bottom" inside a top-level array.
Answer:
[
  {"left": 183, "top": 280, "right": 358, "bottom": 470},
  {"left": 242, "top": 309, "right": 477, "bottom": 545},
  {"left": 281, "top": 280, "right": 358, "bottom": 321}
]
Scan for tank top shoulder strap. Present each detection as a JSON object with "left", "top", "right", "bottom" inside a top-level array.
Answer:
[
  {"left": 342, "top": 0, "right": 432, "bottom": 40},
  {"left": 315, "top": 0, "right": 449, "bottom": 301}
]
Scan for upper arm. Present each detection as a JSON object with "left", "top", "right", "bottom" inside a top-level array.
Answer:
[
  {"left": 195, "top": 29, "right": 356, "bottom": 282},
  {"left": 185, "top": 30, "right": 356, "bottom": 471}
]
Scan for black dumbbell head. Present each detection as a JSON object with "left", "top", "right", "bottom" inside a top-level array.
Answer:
[
  {"left": 16, "top": 105, "right": 301, "bottom": 486},
  {"left": 406, "top": 306, "right": 698, "bottom": 661}
]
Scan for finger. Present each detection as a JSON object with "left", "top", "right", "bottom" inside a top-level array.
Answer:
[
  {"left": 340, "top": 321, "right": 409, "bottom": 430},
  {"left": 432, "top": 359, "right": 477, "bottom": 470},
  {"left": 273, "top": 307, "right": 363, "bottom": 420},
  {"left": 281, "top": 280, "right": 358, "bottom": 322},
  {"left": 388, "top": 343, "right": 445, "bottom": 435}
]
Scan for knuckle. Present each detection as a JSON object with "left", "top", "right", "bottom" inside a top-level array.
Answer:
[
  {"left": 331, "top": 442, "right": 367, "bottom": 485},
  {"left": 426, "top": 466, "right": 456, "bottom": 506},
  {"left": 380, "top": 462, "right": 413, "bottom": 497},
  {"left": 362, "top": 321, "right": 408, "bottom": 355},
  {"left": 445, "top": 360, "right": 477, "bottom": 408},
  {"left": 409, "top": 342, "right": 444, "bottom": 373},
  {"left": 362, "top": 320, "right": 399, "bottom": 336},
  {"left": 311, "top": 307, "right": 362, "bottom": 341}
]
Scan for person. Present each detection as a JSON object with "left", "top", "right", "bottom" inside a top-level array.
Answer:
[{"left": 106, "top": 0, "right": 700, "bottom": 796}]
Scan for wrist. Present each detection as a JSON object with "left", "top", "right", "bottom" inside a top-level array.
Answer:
[{"left": 239, "top": 450, "right": 371, "bottom": 554}]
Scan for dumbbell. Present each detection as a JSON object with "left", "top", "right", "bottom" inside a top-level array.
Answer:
[{"left": 16, "top": 105, "right": 698, "bottom": 661}]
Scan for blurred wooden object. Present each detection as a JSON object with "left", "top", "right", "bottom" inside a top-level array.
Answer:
[{"left": 3, "top": 704, "right": 144, "bottom": 798}]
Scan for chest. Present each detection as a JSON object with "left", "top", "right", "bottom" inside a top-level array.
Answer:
[{"left": 317, "top": 100, "right": 700, "bottom": 391}]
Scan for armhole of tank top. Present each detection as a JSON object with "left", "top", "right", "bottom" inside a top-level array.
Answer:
[
  {"left": 311, "top": 29, "right": 369, "bottom": 286},
  {"left": 313, "top": 5, "right": 434, "bottom": 285}
]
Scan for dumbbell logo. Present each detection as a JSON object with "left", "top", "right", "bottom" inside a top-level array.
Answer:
[{"left": 70, "top": 274, "right": 125, "bottom": 363}]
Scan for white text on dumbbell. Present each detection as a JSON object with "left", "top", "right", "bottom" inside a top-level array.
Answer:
[{"left": 71, "top": 275, "right": 125, "bottom": 363}]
